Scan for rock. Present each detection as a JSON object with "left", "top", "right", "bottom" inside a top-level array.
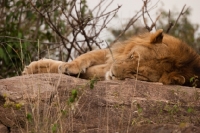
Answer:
[
  {"left": 0, "top": 124, "right": 8, "bottom": 133},
  {"left": 0, "top": 74, "right": 200, "bottom": 132}
]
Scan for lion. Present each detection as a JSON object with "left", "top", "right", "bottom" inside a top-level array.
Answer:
[{"left": 22, "top": 29, "right": 200, "bottom": 87}]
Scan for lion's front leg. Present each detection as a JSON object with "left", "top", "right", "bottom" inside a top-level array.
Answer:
[
  {"left": 59, "top": 49, "right": 108, "bottom": 75},
  {"left": 22, "top": 58, "right": 65, "bottom": 75},
  {"left": 80, "top": 64, "right": 111, "bottom": 80}
]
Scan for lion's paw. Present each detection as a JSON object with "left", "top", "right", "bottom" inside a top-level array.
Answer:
[
  {"left": 22, "top": 61, "right": 39, "bottom": 75},
  {"left": 58, "top": 62, "right": 86, "bottom": 75},
  {"left": 22, "top": 58, "right": 64, "bottom": 75}
]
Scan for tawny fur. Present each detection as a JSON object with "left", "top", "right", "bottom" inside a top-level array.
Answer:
[{"left": 22, "top": 29, "right": 200, "bottom": 87}]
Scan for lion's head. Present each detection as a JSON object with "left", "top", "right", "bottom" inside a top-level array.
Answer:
[{"left": 105, "top": 29, "right": 189, "bottom": 85}]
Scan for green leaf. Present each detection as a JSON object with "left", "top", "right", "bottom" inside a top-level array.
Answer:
[
  {"left": 137, "top": 103, "right": 143, "bottom": 113},
  {"left": 0, "top": 48, "right": 5, "bottom": 58},
  {"left": 90, "top": 78, "right": 97, "bottom": 89},
  {"left": 18, "top": 32, "right": 22, "bottom": 38},
  {"left": 16, "top": 1, "right": 22, "bottom": 7},
  {"left": 52, "top": 124, "right": 57, "bottom": 133},
  {"left": 26, "top": 11, "right": 33, "bottom": 20},
  {"left": 69, "top": 97, "right": 75, "bottom": 103},
  {"left": 187, "top": 107, "right": 193, "bottom": 113},
  {"left": 190, "top": 77, "right": 194, "bottom": 83},
  {"left": 71, "top": 89, "right": 77, "bottom": 98},
  {"left": 6, "top": 15, "right": 11, "bottom": 23},
  {"left": 15, "top": 103, "right": 22, "bottom": 110},
  {"left": 26, "top": 113, "right": 32, "bottom": 121}
]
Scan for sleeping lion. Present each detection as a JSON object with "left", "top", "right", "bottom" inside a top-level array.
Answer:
[{"left": 22, "top": 29, "right": 200, "bottom": 87}]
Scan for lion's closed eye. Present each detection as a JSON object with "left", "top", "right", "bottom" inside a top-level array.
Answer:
[
  {"left": 129, "top": 54, "right": 134, "bottom": 60},
  {"left": 111, "top": 71, "right": 116, "bottom": 77},
  {"left": 128, "top": 52, "right": 140, "bottom": 60}
]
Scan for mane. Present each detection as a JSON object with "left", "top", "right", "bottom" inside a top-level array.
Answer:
[
  {"left": 106, "top": 32, "right": 151, "bottom": 63},
  {"left": 162, "top": 34, "right": 199, "bottom": 67}
]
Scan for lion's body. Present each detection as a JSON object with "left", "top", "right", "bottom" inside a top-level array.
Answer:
[{"left": 23, "top": 29, "right": 200, "bottom": 87}]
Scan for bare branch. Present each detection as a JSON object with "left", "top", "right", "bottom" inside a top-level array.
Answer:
[
  {"left": 166, "top": 4, "right": 188, "bottom": 33},
  {"left": 173, "top": 4, "right": 187, "bottom": 28},
  {"left": 112, "top": 0, "right": 159, "bottom": 44},
  {"left": 142, "top": 0, "right": 161, "bottom": 32}
]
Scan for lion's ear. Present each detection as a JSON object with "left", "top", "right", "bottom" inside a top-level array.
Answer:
[{"left": 150, "top": 29, "right": 163, "bottom": 44}]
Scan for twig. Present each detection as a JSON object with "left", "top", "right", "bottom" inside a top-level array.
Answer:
[
  {"left": 166, "top": 4, "right": 188, "bottom": 33},
  {"left": 112, "top": 0, "right": 159, "bottom": 44},
  {"left": 142, "top": 0, "right": 160, "bottom": 32}
]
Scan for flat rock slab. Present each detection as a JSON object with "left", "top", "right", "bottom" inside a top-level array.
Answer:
[{"left": 0, "top": 74, "right": 200, "bottom": 132}]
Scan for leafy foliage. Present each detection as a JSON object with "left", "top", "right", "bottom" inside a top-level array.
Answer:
[
  {"left": 0, "top": 0, "right": 90, "bottom": 78},
  {"left": 0, "top": 0, "right": 57, "bottom": 77}
]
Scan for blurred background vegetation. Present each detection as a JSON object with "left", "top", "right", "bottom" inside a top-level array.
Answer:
[{"left": 0, "top": 0, "right": 200, "bottom": 78}]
